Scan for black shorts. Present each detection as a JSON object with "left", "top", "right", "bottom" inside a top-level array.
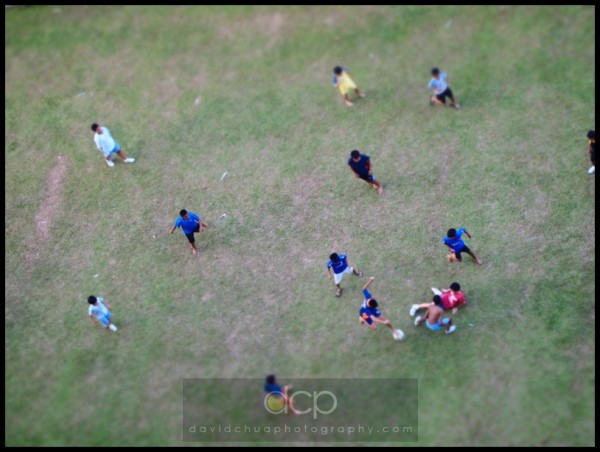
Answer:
[
  {"left": 591, "top": 148, "right": 595, "bottom": 164},
  {"left": 184, "top": 223, "right": 201, "bottom": 243},
  {"left": 455, "top": 245, "right": 471, "bottom": 260},
  {"left": 435, "top": 88, "right": 454, "bottom": 104},
  {"left": 359, "top": 174, "right": 375, "bottom": 183}
]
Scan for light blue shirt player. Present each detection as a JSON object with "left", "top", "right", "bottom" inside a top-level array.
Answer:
[
  {"left": 88, "top": 297, "right": 112, "bottom": 326},
  {"left": 93, "top": 126, "right": 121, "bottom": 157},
  {"left": 428, "top": 72, "right": 448, "bottom": 95}
]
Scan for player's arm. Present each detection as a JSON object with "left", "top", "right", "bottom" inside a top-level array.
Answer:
[
  {"left": 89, "top": 315, "right": 98, "bottom": 325},
  {"left": 365, "top": 159, "right": 372, "bottom": 175},
  {"left": 348, "top": 164, "right": 360, "bottom": 178},
  {"left": 100, "top": 300, "right": 112, "bottom": 311},
  {"left": 199, "top": 221, "right": 209, "bottom": 231},
  {"left": 372, "top": 315, "right": 391, "bottom": 326},
  {"left": 363, "top": 276, "right": 375, "bottom": 290},
  {"left": 464, "top": 229, "right": 472, "bottom": 239},
  {"left": 169, "top": 218, "right": 180, "bottom": 235},
  {"left": 326, "top": 266, "right": 333, "bottom": 280}
]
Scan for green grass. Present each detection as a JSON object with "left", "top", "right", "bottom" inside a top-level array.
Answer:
[{"left": 5, "top": 5, "right": 595, "bottom": 446}]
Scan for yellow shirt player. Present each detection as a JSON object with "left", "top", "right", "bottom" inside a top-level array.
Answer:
[{"left": 333, "top": 66, "right": 366, "bottom": 107}]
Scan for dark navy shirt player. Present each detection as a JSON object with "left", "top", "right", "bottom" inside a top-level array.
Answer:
[{"left": 348, "top": 151, "right": 374, "bottom": 182}]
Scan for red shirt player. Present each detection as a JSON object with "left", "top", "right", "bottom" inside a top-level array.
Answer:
[{"left": 410, "top": 282, "right": 466, "bottom": 317}]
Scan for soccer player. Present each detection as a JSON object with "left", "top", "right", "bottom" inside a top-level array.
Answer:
[
  {"left": 88, "top": 295, "right": 118, "bottom": 331},
  {"left": 263, "top": 374, "right": 295, "bottom": 414},
  {"left": 410, "top": 282, "right": 466, "bottom": 316},
  {"left": 332, "top": 66, "right": 366, "bottom": 107},
  {"left": 169, "top": 209, "right": 209, "bottom": 255},
  {"left": 442, "top": 227, "right": 482, "bottom": 265},
  {"left": 348, "top": 149, "right": 384, "bottom": 195},
  {"left": 414, "top": 295, "right": 457, "bottom": 334},
  {"left": 586, "top": 130, "right": 595, "bottom": 174},
  {"left": 359, "top": 277, "right": 398, "bottom": 337},
  {"left": 428, "top": 67, "right": 460, "bottom": 109},
  {"left": 91, "top": 123, "right": 135, "bottom": 167},
  {"left": 326, "top": 252, "right": 363, "bottom": 297}
]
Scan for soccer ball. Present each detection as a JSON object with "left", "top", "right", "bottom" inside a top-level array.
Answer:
[{"left": 393, "top": 329, "right": 405, "bottom": 341}]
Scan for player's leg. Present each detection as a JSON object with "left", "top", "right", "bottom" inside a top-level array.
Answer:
[
  {"left": 410, "top": 302, "right": 433, "bottom": 317},
  {"left": 372, "top": 180, "right": 383, "bottom": 195},
  {"left": 355, "top": 88, "right": 366, "bottom": 98},
  {"left": 431, "top": 93, "right": 445, "bottom": 105},
  {"left": 116, "top": 148, "right": 135, "bottom": 163},
  {"left": 343, "top": 93, "right": 353, "bottom": 107},
  {"left": 186, "top": 232, "right": 198, "bottom": 255},
  {"left": 462, "top": 245, "right": 482, "bottom": 264}
]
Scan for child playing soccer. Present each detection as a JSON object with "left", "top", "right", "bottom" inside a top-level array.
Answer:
[{"left": 333, "top": 66, "right": 366, "bottom": 107}]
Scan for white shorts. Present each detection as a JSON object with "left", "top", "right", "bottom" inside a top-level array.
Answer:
[{"left": 334, "top": 267, "right": 353, "bottom": 285}]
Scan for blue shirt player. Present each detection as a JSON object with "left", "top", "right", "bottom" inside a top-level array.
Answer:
[
  {"left": 359, "top": 277, "right": 398, "bottom": 337},
  {"left": 326, "top": 252, "right": 363, "bottom": 297},
  {"left": 169, "top": 209, "right": 209, "bottom": 255},
  {"left": 348, "top": 149, "right": 383, "bottom": 195},
  {"left": 264, "top": 374, "right": 294, "bottom": 414},
  {"left": 442, "top": 227, "right": 482, "bottom": 265}
]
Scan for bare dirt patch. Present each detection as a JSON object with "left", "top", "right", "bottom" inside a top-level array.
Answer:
[{"left": 25, "top": 155, "right": 68, "bottom": 267}]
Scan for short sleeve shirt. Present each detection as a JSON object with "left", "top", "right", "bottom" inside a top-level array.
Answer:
[{"left": 348, "top": 154, "right": 370, "bottom": 177}]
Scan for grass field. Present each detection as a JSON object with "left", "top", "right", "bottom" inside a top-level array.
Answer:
[{"left": 5, "top": 5, "right": 595, "bottom": 446}]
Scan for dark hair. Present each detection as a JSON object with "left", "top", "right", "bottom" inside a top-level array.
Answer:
[
  {"left": 431, "top": 67, "right": 440, "bottom": 76},
  {"left": 180, "top": 209, "right": 188, "bottom": 217},
  {"left": 91, "top": 123, "right": 99, "bottom": 132},
  {"left": 329, "top": 253, "right": 339, "bottom": 262},
  {"left": 333, "top": 66, "right": 343, "bottom": 75},
  {"left": 266, "top": 374, "right": 276, "bottom": 385},
  {"left": 587, "top": 130, "right": 595, "bottom": 139},
  {"left": 368, "top": 299, "right": 378, "bottom": 308},
  {"left": 87, "top": 295, "right": 97, "bottom": 305},
  {"left": 350, "top": 150, "right": 360, "bottom": 159},
  {"left": 433, "top": 295, "right": 442, "bottom": 306},
  {"left": 447, "top": 228, "right": 457, "bottom": 238},
  {"left": 450, "top": 282, "right": 461, "bottom": 292}
]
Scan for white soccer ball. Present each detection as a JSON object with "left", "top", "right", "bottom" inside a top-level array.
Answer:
[{"left": 393, "top": 329, "right": 405, "bottom": 341}]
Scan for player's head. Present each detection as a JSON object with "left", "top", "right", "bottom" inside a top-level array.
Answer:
[
  {"left": 329, "top": 253, "right": 339, "bottom": 263},
  {"left": 431, "top": 67, "right": 440, "bottom": 77},
  {"left": 333, "top": 66, "right": 343, "bottom": 75},
  {"left": 447, "top": 228, "right": 457, "bottom": 238},
  {"left": 180, "top": 209, "right": 188, "bottom": 218},
  {"left": 433, "top": 295, "right": 442, "bottom": 306},
  {"left": 87, "top": 295, "right": 98, "bottom": 305},
  {"left": 587, "top": 130, "right": 595, "bottom": 140},
  {"left": 91, "top": 123, "right": 99, "bottom": 132},
  {"left": 450, "top": 282, "right": 461, "bottom": 292},
  {"left": 367, "top": 299, "right": 378, "bottom": 309},
  {"left": 350, "top": 149, "right": 361, "bottom": 160},
  {"left": 266, "top": 374, "right": 276, "bottom": 385}
]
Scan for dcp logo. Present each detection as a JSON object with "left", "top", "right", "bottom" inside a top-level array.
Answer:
[{"left": 264, "top": 390, "right": 337, "bottom": 419}]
